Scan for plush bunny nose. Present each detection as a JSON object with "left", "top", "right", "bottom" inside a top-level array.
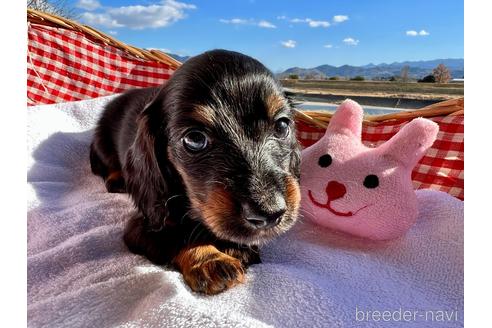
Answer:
[{"left": 326, "top": 181, "right": 346, "bottom": 200}]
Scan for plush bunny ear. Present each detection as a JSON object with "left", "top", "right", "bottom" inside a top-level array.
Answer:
[
  {"left": 380, "top": 118, "right": 439, "bottom": 168},
  {"left": 326, "top": 99, "right": 364, "bottom": 139}
]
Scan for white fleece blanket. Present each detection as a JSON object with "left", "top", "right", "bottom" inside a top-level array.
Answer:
[{"left": 27, "top": 95, "right": 464, "bottom": 328}]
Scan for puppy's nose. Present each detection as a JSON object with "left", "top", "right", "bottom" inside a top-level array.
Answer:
[
  {"left": 245, "top": 209, "right": 286, "bottom": 229},
  {"left": 243, "top": 202, "right": 286, "bottom": 229}
]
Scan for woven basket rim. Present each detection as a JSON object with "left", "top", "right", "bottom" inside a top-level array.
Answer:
[
  {"left": 27, "top": 8, "right": 182, "bottom": 70},
  {"left": 294, "top": 97, "right": 464, "bottom": 128}
]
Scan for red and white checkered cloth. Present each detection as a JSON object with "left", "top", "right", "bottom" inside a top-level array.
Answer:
[
  {"left": 297, "top": 115, "right": 464, "bottom": 200},
  {"left": 27, "top": 22, "right": 464, "bottom": 200},
  {"left": 27, "top": 23, "right": 175, "bottom": 106}
]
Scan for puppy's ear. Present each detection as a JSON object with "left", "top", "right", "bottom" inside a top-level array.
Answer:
[
  {"left": 289, "top": 140, "right": 301, "bottom": 179},
  {"left": 283, "top": 90, "right": 299, "bottom": 109},
  {"left": 283, "top": 90, "right": 301, "bottom": 179},
  {"left": 124, "top": 90, "right": 186, "bottom": 231}
]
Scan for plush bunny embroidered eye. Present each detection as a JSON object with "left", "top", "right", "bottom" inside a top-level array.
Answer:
[{"left": 300, "top": 99, "right": 439, "bottom": 240}]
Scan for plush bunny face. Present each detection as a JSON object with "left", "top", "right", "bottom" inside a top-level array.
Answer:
[{"left": 300, "top": 100, "right": 439, "bottom": 240}]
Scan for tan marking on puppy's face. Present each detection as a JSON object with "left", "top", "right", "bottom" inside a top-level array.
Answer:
[
  {"left": 266, "top": 93, "right": 287, "bottom": 118},
  {"left": 198, "top": 186, "right": 236, "bottom": 234},
  {"left": 168, "top": 147, "right": 236, "bottom": 235},
  {"left": 285, "top": 175, "right": 301, "bottom": 215},
  {"left": 189, "top": 105, "right": 216, "bottom": 126}
]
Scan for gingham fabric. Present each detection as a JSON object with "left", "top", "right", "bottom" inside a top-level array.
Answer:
[
  {"left": 26, "top": 22, "right": 464, "bottom": 200},
  {"left": 27, "top": 23, "right": 175, "bottom": 106},
  {"left": 297, "top": 115, "right": 464, "bottom": 200}
]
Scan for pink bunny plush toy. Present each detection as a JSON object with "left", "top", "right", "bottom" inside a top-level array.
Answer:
[{"left": 300, "top": 99, "right": 439, "bottom": 240}]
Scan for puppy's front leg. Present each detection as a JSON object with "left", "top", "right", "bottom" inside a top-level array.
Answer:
[
  {"left": 217, "top": 243, "right": 262, "bottom": 267},
  {"left": 173, "top": 244, "right": 245, "bottom": 295}
]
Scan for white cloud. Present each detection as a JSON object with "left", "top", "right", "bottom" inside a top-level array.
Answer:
[
  {"left": 333, "top": 15, "right": 349, "bottom": 23},
  {"left": 76, "top": 0, "right": 101, "bottom": 11},
  {"left": 220, "top": 18, "right": 276, "bottom": 28},
  {"left": 80, "top": 0, "right": 196, "bottom": 30},
  {"left": 147, "top": 48, "right": 190, "bottom": 57},
  {"left": 406, "top": 29, "right": 430, "bottom": 36},
  {"left": 277, "top": 15, "right": 287, "bottom": 20},
  {"left": 220, "top": 18, "right": 249, "bottom": 25},
  {"left": 146, "top": 47, "right": 178, "bottom": 55},
  {"left": 108, "top": 30, "right": 118, "bottom": 35},
  {"left": 281, "top": 40, "right": 296, "bottom": 48},
  {"left": 80, "top": 12, "right": 123, "bottom": 28},
  {"left": 258, "top": 20, "right": 276, "bottom": 28},
  {"left": 146, "top": 47, "right": 171, "bottom": 52},
  {"left": 343, "top": 37, "right": 359, "bottom": 46},
  {"left": 289, "top": 18, "right": 330, "bottom": 28},
  {"left": 290, "top": 18, "right": 304, "bottom": 23},
  {"left": 323, "top": 44, "right": 333, "bottom": 48},
  {"left": 307, "top": 19, "right": 330, "bottom": 28}
]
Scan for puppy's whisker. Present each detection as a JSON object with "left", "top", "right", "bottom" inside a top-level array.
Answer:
[
  {"left": 297, "top": 212, "right": 310, "bottom": 223},
  {"left": 187, "top": 223, "right": 204, "bottom": 245},
  {"left": 208, "top": 180, "right": 228, "bottom": 189},
  {"left": 190, "top": 226, "right": 208, "bottom": 245},
  {"left": 247, "top": 245, "right": 260, "bottom": 254},
  {"left": 299, "top": 208, "right": 315, "bottom": 217},
  {"left": 178, "top": 209, "right": 193, "bottom": 224},
  {"left": 164, "top": 194, "right": 185, "bottom": 208}
]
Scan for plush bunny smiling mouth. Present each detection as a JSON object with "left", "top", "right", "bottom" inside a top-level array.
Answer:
[{"left": 307, "top": 181, "right": 371, "bottom": 217}]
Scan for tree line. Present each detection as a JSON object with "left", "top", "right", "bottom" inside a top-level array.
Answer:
[{"left": 287, "top": 63, "right": 456, "bottom": 83}]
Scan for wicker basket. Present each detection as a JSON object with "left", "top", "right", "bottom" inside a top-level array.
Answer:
[
  {"left": 27, "top": 8, "right": 463, "bottom": 126},
  {"left": 28, "top": 9, "right": 181, "bottom": 70}
]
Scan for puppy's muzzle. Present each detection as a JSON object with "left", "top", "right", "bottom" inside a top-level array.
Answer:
[{"left": 242, "top": 195, "right": 287, "bottom": 229}]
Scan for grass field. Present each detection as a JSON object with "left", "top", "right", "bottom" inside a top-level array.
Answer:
[{"left": 280, "top": 79, "right": 464, "bottom": 100}]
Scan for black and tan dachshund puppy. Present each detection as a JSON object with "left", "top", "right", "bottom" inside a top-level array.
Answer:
[{"left": 90, "top": 49, "right": 301, "bottom": 294}]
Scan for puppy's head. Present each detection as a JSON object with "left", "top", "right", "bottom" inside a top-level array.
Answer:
[{"left": 129, "top": 49, "right": 301, "bottom": 245}]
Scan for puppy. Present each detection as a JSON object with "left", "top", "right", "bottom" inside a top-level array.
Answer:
[{"left": 90, "top": 49, "right": 301, "bottom": 294}]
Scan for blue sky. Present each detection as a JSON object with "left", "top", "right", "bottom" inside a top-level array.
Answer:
[{"left": 72, "top": 0, "right": 464, "bottom": 72}]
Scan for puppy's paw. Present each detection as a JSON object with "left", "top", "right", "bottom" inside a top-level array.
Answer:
[
  {"left": 175, "top": 245, "right": 245, "bottom": 295},
  {"left": 184, "top": 255, "right": 245, "bottom": 295}
]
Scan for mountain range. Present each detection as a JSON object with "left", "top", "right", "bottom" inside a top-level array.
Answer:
[
  {"left": 278, "top": 58, "right": 464, "bottom": 80},
  {"left": 165, "top": 54, "right": 464, "bottom": 80},
  {"left": 166, "top": 53, "right": 191, "bottom": 63}
]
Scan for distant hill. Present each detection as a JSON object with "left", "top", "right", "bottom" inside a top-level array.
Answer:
[
  {"left": 166, "top": 53, "right": 191, "bottom": 63},
  {"left": 278, "top": 59, "right": 464, "bottom": 80}
]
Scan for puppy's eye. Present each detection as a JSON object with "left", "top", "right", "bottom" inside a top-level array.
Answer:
[
  {"left": 318, "top": 154, "right": 332, "bottom": 168},
  {"left": 274, "top": 118, "right": 291, "bottom": 139},
  {"left": 363, "top": 175, "right": 379, "bottom": 189},
  {"left": 183, "top": 130, "right": 208, "bottom": 152}
]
